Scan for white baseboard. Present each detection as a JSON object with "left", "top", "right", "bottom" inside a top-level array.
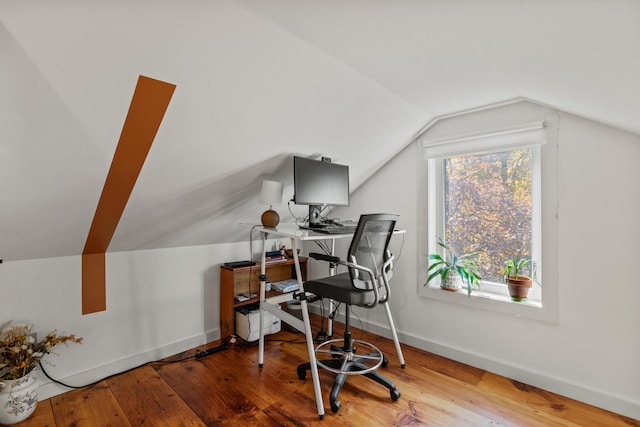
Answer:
[
  {"left": 37, "top": 313, "right": 640, "bottom": 420},
  {"left": 36, "top": 328, "right": 219, "bottom": 401},
  {"left": 310, "top": 306, "right": 640, "bottom": 420},
  {"left": 398, "top": 330, "right": 639, "bottom": 421}
]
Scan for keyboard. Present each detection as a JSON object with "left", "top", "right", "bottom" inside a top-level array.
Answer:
[{"left": 313, "top": 225, "right": 357, "bottom": 234}]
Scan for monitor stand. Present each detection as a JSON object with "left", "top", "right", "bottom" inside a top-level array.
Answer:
[{"left": 307, "top": 205, "right": 324, "bottom": 228}]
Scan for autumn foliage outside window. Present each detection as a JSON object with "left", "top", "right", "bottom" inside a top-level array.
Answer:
[{"left": 443, "top": 148, "right": 533, "bottom": 284}]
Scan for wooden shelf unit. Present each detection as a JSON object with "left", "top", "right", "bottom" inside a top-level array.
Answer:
[{"left": 219, "top": 257, "right": 308, "bottom": 340}]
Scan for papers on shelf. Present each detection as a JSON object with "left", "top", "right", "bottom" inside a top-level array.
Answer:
[
  {"left": 235, "top": 292, "right": 256, "bottom": 302},
  {"left": 271, "top": 279, "right": 299, "bottom": 293}
]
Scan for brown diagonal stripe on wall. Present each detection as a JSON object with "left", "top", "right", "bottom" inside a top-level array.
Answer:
[{"left": 82, "top": 75, "right": 176, "bottom": 315}]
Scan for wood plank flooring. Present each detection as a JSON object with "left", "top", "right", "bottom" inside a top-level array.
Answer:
[{"left": 19, "top": 315, "right": 638, "bottom": 426}]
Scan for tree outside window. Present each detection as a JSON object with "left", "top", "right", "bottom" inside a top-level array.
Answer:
[{"left": 443, "top": 148, "right": 534, "bottom": 283}]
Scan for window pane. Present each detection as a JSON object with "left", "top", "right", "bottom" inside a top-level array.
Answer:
[{"left": 444, "top": 149, "right": 533, "bottom": 283}]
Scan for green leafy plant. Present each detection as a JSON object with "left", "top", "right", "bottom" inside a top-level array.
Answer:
[
  {"left": 503, "top": 258, "right": 536, "bottom": 281},
  {"left": 502, "top": 257, "right": 538, "bottom": 301},
  {"left": 425, "top": 237, "right": 481, "bottom": 295}
]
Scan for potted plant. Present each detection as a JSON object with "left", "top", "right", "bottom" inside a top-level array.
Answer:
[
  {"left": 503, "top": 258, "right": 537, "bottom": 301},
  {"left": 0, "top": 321, "right": 82, "bottom": 425},
  {"left": 425, "top": 237, "right": 481, "bottom": 295}
]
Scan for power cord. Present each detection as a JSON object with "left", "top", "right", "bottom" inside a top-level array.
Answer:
[
  {"left": 38, "top": 336, "right": 236, "bottom": 390},
  {"left": 38, "top": 358, "right": 166, "bottom": 390},
  {"left": 350, "top": 307, "right": 365, "bottom": 342},
  {"left": 315, "top": 298, "right": 327, "bottom": 342},
  {"left": 329, "top": 301, "right": 342, "bottom": 321},
  {"left": 198, "top": 335, "right": 237, "bottom": 355}
]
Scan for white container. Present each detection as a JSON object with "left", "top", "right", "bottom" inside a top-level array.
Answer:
[
  {"left": 235, "top": 308, "right": 281, "bottom": 342},
  {"left": 0, "top": 374, "right": 39, "bottom": 425}
]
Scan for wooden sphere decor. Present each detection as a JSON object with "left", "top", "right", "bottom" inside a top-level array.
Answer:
[{"left": 261, "top": 209, "right": 280, "bottom": 228}]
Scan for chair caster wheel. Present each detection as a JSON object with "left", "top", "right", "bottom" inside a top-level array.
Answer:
[
  {"left": 297, "top": 367, "right": 307, "bottom": 380},
  {"left": 390, "top": 389, "right": 401, "bottom": 401},
  {"left": 331, "top": 399, "right": 341, "bottom": 413},
  {"left": 382, "top": 357, "right": 389, "bottom": 367}
]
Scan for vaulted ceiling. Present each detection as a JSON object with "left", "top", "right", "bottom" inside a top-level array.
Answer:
[{"left": 1, "top": 0, "right": 638, "bottom": 261}]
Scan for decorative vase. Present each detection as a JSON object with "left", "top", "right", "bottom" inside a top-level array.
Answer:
[
  {"left": 440, "top": 274, "right": 461, "bottom": 291},
  {"left": 506, "top": 276, "right": 533, "bottom": 301},
  {"left": 0, "top": 374, "right": 39, "bottom": 425}
]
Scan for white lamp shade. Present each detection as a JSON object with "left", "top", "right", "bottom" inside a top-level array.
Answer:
[{"left": 260, "top": 180, "right": 283, "bottom": 206}]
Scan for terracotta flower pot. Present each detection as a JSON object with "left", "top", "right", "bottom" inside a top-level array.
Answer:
[{"left": 506, "top": 275, "right": 532, "bottom": 301}]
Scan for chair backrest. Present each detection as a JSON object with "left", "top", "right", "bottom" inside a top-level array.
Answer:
[{"left": 347, "top": 213, "right": 398, "bottom": 291}]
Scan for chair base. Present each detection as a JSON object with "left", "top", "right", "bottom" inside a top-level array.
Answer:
[
  {"left": 316, "top": 338, "right": 384, "bottom": 374},
  {"left": 297, "top": 338, "right": 401, "bottom": 413}
]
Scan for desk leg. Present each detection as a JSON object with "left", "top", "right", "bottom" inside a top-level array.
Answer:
[
  {"left": 258, "top": 232, "right": 267, "bottom": 368},
  {"left": 292, "top": 238, "right": 325, "bottom": 419},
  {"left": 327, "top": 238, "right": 336, "bottom": 337}
]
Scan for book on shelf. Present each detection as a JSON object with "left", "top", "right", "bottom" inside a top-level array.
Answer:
[
  {"left": 265, "top": 255, "right": 286, "bottom": 263},
  {"left": 272, "top": 279, "right": 299, "bottom": 293}
]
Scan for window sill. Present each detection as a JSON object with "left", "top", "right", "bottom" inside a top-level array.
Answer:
[{"left": 420, "top": 284, "right": 558, "bottom": 324}]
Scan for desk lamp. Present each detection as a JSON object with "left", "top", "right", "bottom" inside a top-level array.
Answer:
[{"left": 260, "top": 180, "right": 283, "bottom": 228}]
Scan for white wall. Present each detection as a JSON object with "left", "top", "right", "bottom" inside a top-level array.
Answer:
[
  {"left": 0, "top": 1, "right": 428, "bottom": 261},
  {"left": 2, "top": 105, "right": 638, "bottom": 419},
  {"left": 331, "top": 106, "right": 640, "bottom": 419},
  {"left": 0, "top": 236, "right": 279, "bottom": 400}
]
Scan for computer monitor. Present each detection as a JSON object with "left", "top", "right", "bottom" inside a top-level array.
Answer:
[{"left": 293, "top": 156, "right": 350, "bottom": 227}]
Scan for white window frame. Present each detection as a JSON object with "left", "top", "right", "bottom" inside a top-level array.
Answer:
[{"left": 418, "top": 120, "right": 559, "bottom": 324}]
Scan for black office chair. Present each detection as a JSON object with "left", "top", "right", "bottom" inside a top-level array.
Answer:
[{"left": 297, "top": 213, "right": 405, "bottom": 413}]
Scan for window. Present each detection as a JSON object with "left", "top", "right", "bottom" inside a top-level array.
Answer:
[
  {"left": 419, "top": 119, "right": 558, "bottom": 322},
  {"left": 437, "top": 146, "right": 541, "bottom": 302}
]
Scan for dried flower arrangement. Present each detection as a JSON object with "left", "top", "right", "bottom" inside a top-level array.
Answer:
[{"left": 0, "top": 321, "right": 82, "bottom": 381}]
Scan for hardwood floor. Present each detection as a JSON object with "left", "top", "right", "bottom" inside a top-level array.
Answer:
[{"left": 21, "top": 315, "right": 638, "bottom": 426}]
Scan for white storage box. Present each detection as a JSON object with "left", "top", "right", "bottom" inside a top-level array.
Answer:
[{"left": 235, "top": 308, "right": 281, "bottom": 342}]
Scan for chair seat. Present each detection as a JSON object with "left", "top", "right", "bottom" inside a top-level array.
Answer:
[{"left": 304, "top": 272, "right": 377, "bottom": 306}]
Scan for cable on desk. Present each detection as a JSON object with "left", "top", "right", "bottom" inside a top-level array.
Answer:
[{"left": 313, "top": 239, "right": 332, "bottom": 255}]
